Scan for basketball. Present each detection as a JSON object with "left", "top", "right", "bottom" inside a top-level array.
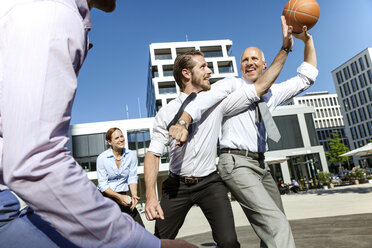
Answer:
[{"left": 282, "top": 0, "right": 320, "bottom": 33}]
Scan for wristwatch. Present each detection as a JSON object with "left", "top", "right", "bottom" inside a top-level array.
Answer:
[
  {"left": 177, "top": 120, "right": 189, "bottom": 129},
  {"left": 281, "top": 46, "right": 292, "bottom": 53}
]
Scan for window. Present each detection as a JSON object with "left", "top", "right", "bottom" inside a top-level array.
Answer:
[
  {"left": 359, "top": 74, "right": 367, "bottom": 88},
  {"left": 343, "top": 67, "right": 350, "bottom": 80},
  {"left": 351, "top": 111, "right": 358, "bottom": 124},
  {"left": 156, "top": 99, "right": 162, "bottom": 111},
  {"left": 162, "top": 65, "right": 173, "bottom": 77},
  {"left": 359, "top": 91, "right": 366, "bottom": 105},
  {"left": 351, "top": 95, "right": 358, "bottom": 108},
  {"left": 154, "top": 48, "right": 172, "bottom": 60},
  {"left": 127, "top": 129, "right": 151, "bottom": 166},
  {"left": 152, "top": 66, "right": 158, "bottom": 78},
  {"left": 359, "top": 108, "right": 366, "bottom": 121},
  {"left": 359, "top": 57, "right": 366, "bottom": 71},
  {"left": 336, "top": 71, "right": 344, "bottom": 84},
  {"left": 365, "top": 55, "right": 370, "bottom": 68},
  {"left": 158, "top": 81, "right": 177, "bottom": 94},
  {"left": 358, "top": 124, "right": 366, "bottom": 137},
  {"left": 351, "top": 62, "right": 359, "bottom": 75},
  {"left": 305, "top": 113, "right": 319, "bottom": 146},
  {"left": 333, "top": 97, "right": 338, "bottom": 105},
  {"left": 217, "top": 61, "right": 234, "bottom": 73},
  {"left": 200, "top": 46, "right": 223, "bottom": 58},
  {"left": 176, "top": 47, "right": 195, "bottom": 56},
  {"left": 368, "top": 122, "right": 372, "bottom": 136},
  {"left": 268, "top": 115, "right": 304, "bottom": 150},
  {"left": 368, "top": 105, "right": 372, "bottom": 118},
  {"left": 72, "top": 133, "right": 106, "bottom": 172},
  {"left": 351, "top": 78, "right": 358, "bottom": 91},
  {"left": 368, "top": 70, "right": 372, "bottom": 84},
  {"left": 350, "top": 127, "right": 357, "bottom": 139},
  {"left": 207, "top": 62, "right": 214, "bottom": 73},
  {"left": 339, "top": 86, "right": 344, "bottom": 98}
]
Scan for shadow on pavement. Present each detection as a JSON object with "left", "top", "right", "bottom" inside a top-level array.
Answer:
[{"left": 183, "top": 213, "right": 372, "bottom": 248}]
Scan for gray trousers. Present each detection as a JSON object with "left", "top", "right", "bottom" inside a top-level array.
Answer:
[{"left": 218, "top": 153, "right": 295, "bottom": 248}]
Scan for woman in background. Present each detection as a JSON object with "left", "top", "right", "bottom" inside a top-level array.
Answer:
[{"left": 97, "top": 127, "right": 144, "bottom": 226}]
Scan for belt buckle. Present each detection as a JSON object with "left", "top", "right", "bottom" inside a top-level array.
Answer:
[{"left": 184, "top": 177, "right": 198, "bottom": 185}]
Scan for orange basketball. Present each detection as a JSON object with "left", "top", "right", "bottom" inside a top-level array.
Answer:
[{"left": 282, "top": 0, "right": 320, "bottom": 33}]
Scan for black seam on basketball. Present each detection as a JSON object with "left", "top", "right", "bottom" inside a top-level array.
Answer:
[
  {"left": 294, "top": 2, "right": 319, "bottom": 19},
  {"left": 284, "top": 9, "right": 319, "bottom": 20}
]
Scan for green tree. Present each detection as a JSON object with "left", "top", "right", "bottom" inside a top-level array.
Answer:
[{"left": 325, "top": 133, "right": 350, "bottom": 176}]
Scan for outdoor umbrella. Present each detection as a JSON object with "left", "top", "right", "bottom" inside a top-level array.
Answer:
[{"left": 340, "top": 142, "right": 372, "bottom": 157}]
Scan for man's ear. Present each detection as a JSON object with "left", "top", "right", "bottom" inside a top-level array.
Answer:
[
  {"left": 263, "top": 61, "right": 267, "bottom": 70},
  {"left": 182, "top": 69, "right": 191, "bottom": 80}
]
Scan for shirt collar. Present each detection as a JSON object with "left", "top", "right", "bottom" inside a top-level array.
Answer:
[
  {"left": 178, "top": 92, "right": 189, "bottom": 103},
  {"left": 106, "top": 148, "right": 128, "bottom": 158},
  {"left": 241, "top": 76, "right": 254, "bottom": 85}
]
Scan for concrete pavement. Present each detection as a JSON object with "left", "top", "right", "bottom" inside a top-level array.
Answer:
[{"left": 140, "top": 183, "right": 372, "bottom": 247}]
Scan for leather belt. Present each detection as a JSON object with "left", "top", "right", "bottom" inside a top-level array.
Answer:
[
  {"left": 220, "top": 148, "right": 265, "bottom": 161},
  {"left": 168, "top": 171, "right": 216, "bottom": 185}
]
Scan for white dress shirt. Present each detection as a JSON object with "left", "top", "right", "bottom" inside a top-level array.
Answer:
[
  {"left": 148, "top": 83, "right": 259, "bottom": 177},
  {"left": 185, "top": 62, "right": 319, "bottom": 153}
]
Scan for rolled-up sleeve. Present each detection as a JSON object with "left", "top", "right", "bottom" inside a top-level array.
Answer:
[
  {"left": 96, "top": 155, "right": 109, "bottom": 192},
  {"left": 127, "top": 152, "right": 139, "bottom": 185},
  {"left": 148, "top": 109, "right": 169, "bottom": 157},
  {"left": 185, "top": 77, "right": 239, "bottom": 122},
  {"left": 298, "top": 61, "right": 319, "bottom": 83},
  {"left": 221, "top": 83, "right": 259, "bottom": 116}
]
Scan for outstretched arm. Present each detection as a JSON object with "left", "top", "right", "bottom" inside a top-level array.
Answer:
[{"left": 294, "top": 26, "right": 317, "bottom": 68}]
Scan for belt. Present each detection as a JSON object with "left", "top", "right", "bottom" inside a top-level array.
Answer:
[
  {"left": 220, "top": 148, "right": 265, "bottom": 161},
  {"left": 168, "top": 171, "right": 216, "bottom": 185}
]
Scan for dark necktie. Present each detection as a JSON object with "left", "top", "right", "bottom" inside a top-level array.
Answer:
[
  {"left": 256, "top": 99, "right": 281, "bottom": 143},
  {"left": 167, "top": 92, "right": 197, "bottom": 131}
]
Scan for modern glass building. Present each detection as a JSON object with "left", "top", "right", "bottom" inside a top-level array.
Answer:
[
  {"left": 331, "top": 47, "right": 372, "bottom": 167},
  {"left": 284, "top": 91, "right": 350, "bottom": 171}
]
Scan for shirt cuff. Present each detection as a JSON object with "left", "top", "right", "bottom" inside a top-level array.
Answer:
[
  {"left": 128, "top": 176, "right": 138, "bottom": 185},
  {"left": 148, "top": 139, "right": 165, "bottom": 157},
  {"left": 184, "top": 106, "right": 201, "bottom": 123},
  {"left": 297, "top": 62, "right": 319, "bottom": 82},
  {"left": 126, "top": 216, "right": 161, "bottom": 248}
]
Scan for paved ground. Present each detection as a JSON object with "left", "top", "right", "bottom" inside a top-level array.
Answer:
[{"left": 141, "top": 183, "right": 372, "bottom": 248}]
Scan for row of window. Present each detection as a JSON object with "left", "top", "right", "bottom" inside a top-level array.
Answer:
[
  {"left": 338, "top": 71, "right": 372, "bottom": 98},
  {"left": 152, "top": 61, "right": 234, "bottom": 79},
  {"left": 317, "top": 128, "right": 346, "bottom": 142},
  {"left": 342, "top": 88, "right": 372, "bottom": 111},
  {"left": 153, "top": 45, "right": 231, "bottom": 61},
  {"left": 336, "top": 54, "right": 370, "bottom": 84},
  {"left": 297, "top": 96, "right": 338, "bottom": 108},
  {"left": 314, "top": 108, "right": 341, "bottom": 118},
  {"left": 314, "top": 118, "right": 343, "bottom": 129},
  {"left": 354, "top": 139, "right": 371, "bottom": 150},
  {"left": 345, "top": 104, "right": 372, "bottom": 125},
  {"left": 349, "top": 122, "right": 372, "bottom": 141}
]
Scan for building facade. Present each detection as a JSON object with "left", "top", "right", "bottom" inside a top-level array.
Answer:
[
  {"left": 146, "top": 40, "right": 238, "bottom": 116},
  {"left": 284, "top": 92, "right": 350, "bottom": 170},
  {"left": 68, "top": 104, "right": 329, "bottom": 201},
  {"left": 331, "top": 47, "right": 372, "bottom": 166}
]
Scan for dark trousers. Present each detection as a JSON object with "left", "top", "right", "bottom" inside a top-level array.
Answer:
[
  {"left": 102, "top": 191, "right": 144, "bottom": 227},
  {"left": 155, "top": 172, "right": 240, "bottom": 248}
]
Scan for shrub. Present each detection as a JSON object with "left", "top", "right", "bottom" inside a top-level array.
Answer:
[{"left": 318, "top": 172, "right": 331, "bottom": 186}]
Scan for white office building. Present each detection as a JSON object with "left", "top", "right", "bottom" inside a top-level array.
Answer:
[{"left": 331, "top": 47, "right": 372, "bottom": 166}]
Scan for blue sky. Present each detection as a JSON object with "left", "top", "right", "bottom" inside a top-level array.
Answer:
[{"left": 72, "top": 0, "right": 372, "bottom": 124}]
